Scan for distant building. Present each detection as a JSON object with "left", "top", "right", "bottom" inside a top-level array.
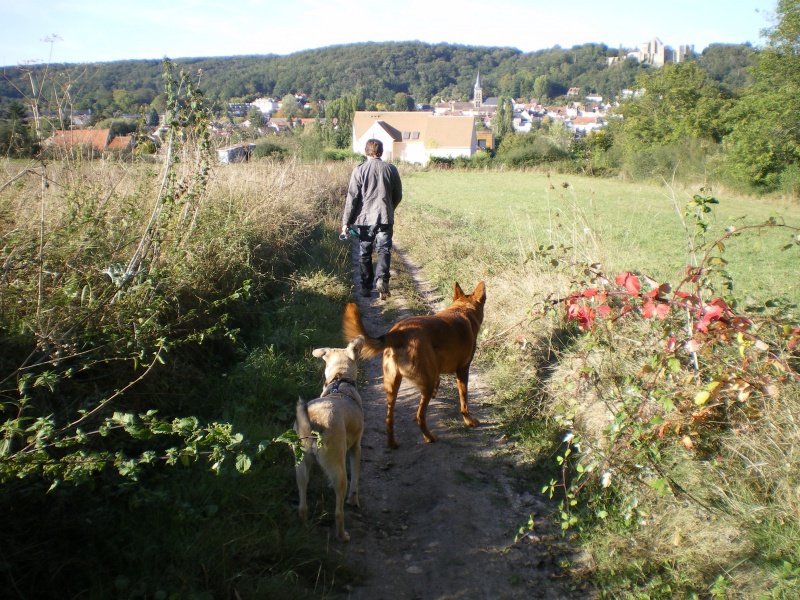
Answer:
[
  {"left": 228, "top": 102, "right": 251, "bottom": 117},
  {"left": 629, "top": 37, "right": 694, "bottom": 67},
  {"left": 252, "top": 97, "right": 279, "bottom": 115},
  {"left": 47, "top": 129, "right": 112, "bottom": 150},
  {"left": 217, "top": 142, "right": 256, "bottom": 164},
  {"left": 352, "top": 111, "right": 476, "bottom": 165}
]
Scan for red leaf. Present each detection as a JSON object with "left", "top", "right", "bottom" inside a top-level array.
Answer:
[
  {"left": 696, "top": 303, "right": 724, "bottom": 333},
  {"left": 565, "top": 298, "right": 596, "bottom": 332},
  {"left": 641, "top": 300, "right": 656, "bottom": 319},
  {"left": 615, "top": 272, "right": 641, "bottom": 296},
  {"left": 655, "top": 303, "right": 671, "bottom": 320},
  {"left": 788, "top": 327, "right": 800, "bottom": 351},
  {"left": 597, "top": 304, "right": 612, "bottom": 317},
  {"left": 582, "top": 288, "right": 599, "bottom": 298}
]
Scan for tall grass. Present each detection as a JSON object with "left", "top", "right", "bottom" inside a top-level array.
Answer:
[
  {"left": 0, "top": 150, "right": 365, "bottom": 598},
  {"left": 393, "top": 169, "right": 800, "bottom": 598}
]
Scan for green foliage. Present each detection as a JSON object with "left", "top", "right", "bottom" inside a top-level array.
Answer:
[
  {"left": 533, "top": 192, "right": 800, "bottom": 597},
  {"left": 0, "top": 41, "right": 665, "bottom": 116},
  {"left": 0, "top": 99, "right": 38, "bottom": 157},
  {"left": 617, "top": 62, "right": 732, "bottom": 152},
  {"left": 0, "top": 64, "right": 356, "bottom": 598},
  {"left": 696, "top": 43, "right": 756, "bottom": 92},
  {"left": 323, "top": 147, "right": 360, "bottom": 161},
  {"left": 0, "top": 59, "right": 261, "bottom": 489},
  {"left": 93, "top": 117, "right": 138, "bottom": 135},
  {"left": 718, "top": 2, "right": 800, "bottom": 192},
  {"left": 253, "top": 138, "right": 287, "bottom": 159},
  {"left": 496, "top": 128, "right": 572, "bottom": 167},
  {"left": 247, "top": 105, "right": 266, "bottom": 127},
  {"left": 492, "top": 96, "right": 514, "bottom": 143}
]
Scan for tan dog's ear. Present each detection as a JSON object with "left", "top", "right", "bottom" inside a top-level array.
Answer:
[
  {"left": 312, "top": 348, "right": 328, "bottom": 359},
  {"left": 472, "top": 281, "right": 486, "bottom": 303},
  {"left": 453, "top": 281, "right": 465, "bottom": 300},
  {"left": 346, "top": 336, "right": 364, "bottom": 360}
]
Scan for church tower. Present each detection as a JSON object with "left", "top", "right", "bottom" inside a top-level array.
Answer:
[{"left": 473, "top": 71, "right": 483, "bottom": 108}]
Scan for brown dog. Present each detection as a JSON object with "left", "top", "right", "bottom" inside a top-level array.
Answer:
[
  {"left": 343, "top": 281, "right": 486, "bottom": 448},
  {"left": 294, "top": 336, "right": 364, "bottom": 542}
]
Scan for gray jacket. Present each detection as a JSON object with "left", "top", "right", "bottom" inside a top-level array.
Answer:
[{"left": 342, "top": 157, "right": 402, "bottom": 227}]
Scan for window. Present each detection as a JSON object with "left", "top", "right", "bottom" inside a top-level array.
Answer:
[
  {"left": 411, "top": 132, "right": 420, "bottom": 139},
  {"left": 402, "top": 131, "right": 410, "bottom": 139}
]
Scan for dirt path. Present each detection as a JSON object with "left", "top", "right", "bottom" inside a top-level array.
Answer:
[{"left": 340, "top": 242, "right": 595, "bottom": 600}]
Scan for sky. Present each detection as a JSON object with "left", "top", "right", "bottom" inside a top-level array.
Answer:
[{"left": 0, "top": 0, "right": 774, "bottom": 67}]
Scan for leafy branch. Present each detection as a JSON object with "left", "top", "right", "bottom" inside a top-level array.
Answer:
[{"left": 527, "top": 191, "right": 799, "bottom": 533}]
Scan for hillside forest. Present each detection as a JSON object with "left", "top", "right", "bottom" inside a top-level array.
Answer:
[{"left": 0, "top": 4, "right": 798, "bottom": 195}]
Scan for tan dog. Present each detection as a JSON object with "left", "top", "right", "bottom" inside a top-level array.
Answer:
[
  {"left": 294, "top": 336, "right": 364, "bottom": 542},
  {"left": 343, "top": 281, "right": 486, "bottom": 448}
]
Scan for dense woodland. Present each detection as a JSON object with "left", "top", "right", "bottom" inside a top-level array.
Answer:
[{"left": 0, "top": 41, "right": 755, "bottom": 116}]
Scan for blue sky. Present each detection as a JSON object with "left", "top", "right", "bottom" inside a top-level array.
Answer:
[{"left": 0, "top": 0, "right": 773, "bottom": 67}]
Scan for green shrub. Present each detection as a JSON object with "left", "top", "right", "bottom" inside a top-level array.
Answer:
[
  {"left": 253, "top": 139, "right": 287, "bottom": 159},
  {"left": 428, "top": 155, "right": 455, "bottom": 169},
  {"left": 323, "top": 147, "right": 359, "bottom": 161}
]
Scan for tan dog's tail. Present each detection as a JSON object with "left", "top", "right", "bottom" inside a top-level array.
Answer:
[
  {"left": 343, "top": 302, "right": 385, "bottom": 359},
  {"left": 295, "top": 399, "right": 314, "bottom": 450}
]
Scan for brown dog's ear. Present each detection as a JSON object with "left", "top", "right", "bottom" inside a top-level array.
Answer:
[
  {"left": 472, "top": 281, "right": 486, "bottom": 303},
  {"left": 346, "top": 335, "right": 364, "bottom": 359},
  {"left": 312, "top": 348, "right": 328, "bottom": 359},
  {"left": 453, "top": 281, "right": 465, "bottom": 300}
]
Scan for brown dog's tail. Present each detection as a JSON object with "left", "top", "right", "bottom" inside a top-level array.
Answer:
[{"left": 342, "top": 302, "right": 385, "bottom": 359}]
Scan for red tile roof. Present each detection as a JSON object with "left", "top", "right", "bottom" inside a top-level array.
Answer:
[{"left": 49, "top": 129, "right": 112, "bottom": 149}]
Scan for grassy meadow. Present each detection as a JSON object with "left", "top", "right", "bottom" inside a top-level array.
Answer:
[
  {"left": 394, "top": 168, "right": 800, "bottom": 599},
  {"left": 397, "top": 170, "right": 799, "bottom": 304}
]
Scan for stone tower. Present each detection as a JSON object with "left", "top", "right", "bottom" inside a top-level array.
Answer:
[{"left": 473, "top": 71, "right": 483, "bottom": 108}]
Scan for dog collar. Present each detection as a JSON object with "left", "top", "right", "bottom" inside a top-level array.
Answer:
[{"left": 325, "top": 377, "right": 356, "bottom": 395}]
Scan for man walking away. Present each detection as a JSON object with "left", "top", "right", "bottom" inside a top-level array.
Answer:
[{"left": 341, "top": 139, "right": 402, "bottom": 300}]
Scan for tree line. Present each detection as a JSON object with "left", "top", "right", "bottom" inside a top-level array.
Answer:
[
  {"left": 4, "top": 18, "right": 798, "bottom": 195},
  {"left": 0, "top": 40, "right": 753, "bottom": 119}
]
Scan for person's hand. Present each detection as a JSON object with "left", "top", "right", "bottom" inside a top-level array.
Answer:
[{"left": 341, "top": 225, "right": 349, "bottom": 236}]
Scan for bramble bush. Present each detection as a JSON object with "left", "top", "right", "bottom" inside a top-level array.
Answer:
[{"left": 528, "top": 189, "right": 800, "bottom": 596}]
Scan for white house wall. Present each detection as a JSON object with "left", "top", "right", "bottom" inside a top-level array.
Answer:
[{"left": 398, "top": 143, "right": 428, "bottom": 165}]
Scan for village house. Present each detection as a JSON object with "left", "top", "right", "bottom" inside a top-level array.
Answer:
[
  {"left": 252, "top": 97, "right": 279, "bottom": 115},
  {"left": 352, "top": 111, "right": 476, "bottom": 165},
  {"left": 571, "top": 114, "right": 605, "bottom": 135},
  {"left": 46, "top": 129, "right": 135, "bottom": 154}
]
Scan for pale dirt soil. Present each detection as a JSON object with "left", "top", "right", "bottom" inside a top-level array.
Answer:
[{"left": 327, "top": 242, "right": 597, "bottom": 600}]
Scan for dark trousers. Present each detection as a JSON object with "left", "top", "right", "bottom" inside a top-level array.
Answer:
[{"left": 357, "top": 225, "right": 393, "bottom": 289}]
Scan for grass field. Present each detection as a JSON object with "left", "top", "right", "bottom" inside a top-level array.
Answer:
[
  {"left": 392, "top": 168, "right": 800, "bottom": 599},
  {"left": 397, "top": 170, "right": 799, "bottom": 304}
]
